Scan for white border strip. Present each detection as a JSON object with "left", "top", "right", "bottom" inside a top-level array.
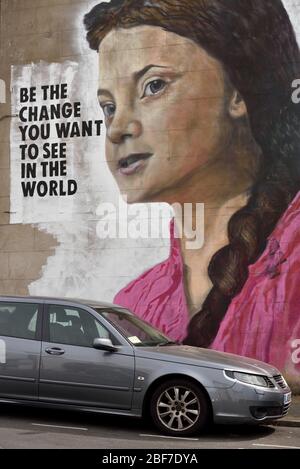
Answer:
[
  {"left": 31, "top": 423, "right": 88, "bottom": 431},
  {"left": 140, "top": 433, "right": 199, "bottom": 441}
]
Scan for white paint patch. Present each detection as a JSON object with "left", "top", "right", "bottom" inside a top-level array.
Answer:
[
  {"left": 283, "top": 0, "right": 300, "bottom": 45},
  {"left": 10, "top": 60, "right": 81, "bottom": 224},
  {"left": 9, "top": 36, "right": 169, "bottom": 302}
]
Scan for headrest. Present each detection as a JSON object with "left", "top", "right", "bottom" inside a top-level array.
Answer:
[
  {"left": 70, "top": 316, "right": 81, "bottom": 326},
  {"left": 51, "top": 307, "right": 69, "bottom": 322}
]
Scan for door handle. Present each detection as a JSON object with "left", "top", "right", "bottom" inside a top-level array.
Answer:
[{"left": 45, "top": 347, "right": 65, "bottom": 356}]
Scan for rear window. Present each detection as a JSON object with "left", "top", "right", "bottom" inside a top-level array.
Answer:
[{"left": 0, "top": 302, "right": 39, "bottom": 340}]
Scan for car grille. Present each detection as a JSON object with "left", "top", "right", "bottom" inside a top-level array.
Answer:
[
  {"left": 265, "top": 377, "right": 275, "bottom": 388},
  {"left": 250, "top": 403, "right": 291, "bottom": 419},
  {"left": 273, "top": 375, "right": 288, "bottom": 389},
  {"left": 282, "top": 402, "right": 291, "bottom": 416}
]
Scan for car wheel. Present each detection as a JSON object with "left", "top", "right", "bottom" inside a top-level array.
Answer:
[{"left": 149, "top": 378, "right": 210, "bottom": 436}]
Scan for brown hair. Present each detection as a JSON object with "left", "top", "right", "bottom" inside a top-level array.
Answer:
[{"left": 85, "top": 0, "right": 300, "bottom": 346}]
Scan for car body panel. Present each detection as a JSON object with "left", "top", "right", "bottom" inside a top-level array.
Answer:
[
  {"left": 39, "top": 342, "right": 135, "bottom": 409},
  {"left": 0, "top": 337, "right": 41, "bottom": 400},
  {"left": 133, "top": 345, "right": 280, "bottom": 376},
  {"left": 0, "top": 301, "right": 43, "bottom": 400}
]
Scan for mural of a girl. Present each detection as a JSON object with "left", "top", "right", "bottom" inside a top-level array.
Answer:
[{"left": 84, "top": 0, "right": 300, "bottom": 385}]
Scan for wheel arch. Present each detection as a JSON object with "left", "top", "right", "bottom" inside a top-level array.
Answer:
[{"left": 142, "top": 373, "right": 213, "bottom": 421}]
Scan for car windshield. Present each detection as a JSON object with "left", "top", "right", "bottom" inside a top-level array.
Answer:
[{"left": 95, "top": 308, "right": 177, "bottom": 347}]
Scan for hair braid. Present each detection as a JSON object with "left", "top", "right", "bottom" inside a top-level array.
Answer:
[{"left": 184, "top": 157, "right": 300, "bottom": 347}]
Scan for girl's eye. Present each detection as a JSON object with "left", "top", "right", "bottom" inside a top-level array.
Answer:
[
  {"left": 143, "top": 79, "right": 167, "bottom": 97},
  {"left": 101, "top": 103, "right": 116, "bottom": 119}
]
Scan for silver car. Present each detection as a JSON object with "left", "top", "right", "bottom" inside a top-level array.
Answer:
[{"left": 0, "top": 296, "right": 292, "bottom": 436}]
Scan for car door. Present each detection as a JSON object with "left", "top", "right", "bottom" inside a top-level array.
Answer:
[
  {"left": 0, "top": 300, "right": 42, "bottom": 400},
  {"left": 39, "top": 304, "right": 135, "bottom": 409}
]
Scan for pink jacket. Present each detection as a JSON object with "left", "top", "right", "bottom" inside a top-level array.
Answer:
[{"left": 114, "top": 193, "right": 300, "bottom": 379}]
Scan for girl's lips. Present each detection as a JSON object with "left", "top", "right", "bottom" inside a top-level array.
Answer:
[{"left": 117, "top": 153, "right": 153, "bottom": 176}]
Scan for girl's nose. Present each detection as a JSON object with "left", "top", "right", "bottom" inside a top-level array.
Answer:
[{"left": 107, "top": 114, "right": 143, "bottom": 144}]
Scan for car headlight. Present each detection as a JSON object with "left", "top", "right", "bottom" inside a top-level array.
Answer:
[{"left": 225, "top": 370, "right": 270, "bottom": 387}]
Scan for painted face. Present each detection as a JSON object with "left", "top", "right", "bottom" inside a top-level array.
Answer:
[{"left": 98, "top": 26, "right": 232, "bottom": 204}]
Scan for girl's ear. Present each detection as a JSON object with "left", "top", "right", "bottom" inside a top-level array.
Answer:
[{"left": 228, "top": 90, "right": 247, "bottom": 119}]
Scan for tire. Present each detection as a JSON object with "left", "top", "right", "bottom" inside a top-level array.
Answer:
[{"left": 149, "top": 378, "right": 210, "bottom": 437}]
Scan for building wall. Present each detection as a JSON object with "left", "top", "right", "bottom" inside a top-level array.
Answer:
[{"left": 0, "top": 0, "right": 300, "bottom": 388}]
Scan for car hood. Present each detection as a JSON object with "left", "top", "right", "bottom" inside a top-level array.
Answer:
[{"left": 134, "top": 345, "right": 280, "bottom": 376}]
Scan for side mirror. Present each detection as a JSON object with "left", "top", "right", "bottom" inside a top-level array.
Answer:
[{"left": 93, "top": 338, "right": 118, "bottom": 352}]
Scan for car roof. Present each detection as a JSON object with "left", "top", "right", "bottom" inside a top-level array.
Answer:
[{"left": 0, "top": 295, "right": 126, "bottom": 310}]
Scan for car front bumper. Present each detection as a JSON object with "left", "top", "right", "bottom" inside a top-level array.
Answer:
[{"left": 209, "top": 382, "right": 292, "bottom": 425}]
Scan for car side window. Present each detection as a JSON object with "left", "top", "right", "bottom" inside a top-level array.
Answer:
[
  {"left": 0, "top": 302, "right": 39, "bottom": 340},
  {"left": 47, "top": 305, "right": 116, "bottom": 347}
]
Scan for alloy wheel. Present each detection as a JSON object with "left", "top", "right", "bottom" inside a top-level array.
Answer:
[{"left": 156, "top": 385, "right": 201, "bottom": 432}]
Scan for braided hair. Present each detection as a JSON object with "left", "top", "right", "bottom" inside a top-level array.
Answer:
[{"left": 84, "top": 0, "right": 300, "bottom": 346}]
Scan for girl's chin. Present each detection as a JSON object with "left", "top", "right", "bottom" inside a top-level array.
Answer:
[
  {"left": 118, "top": 192, "right": 146, "bottom": 204},
  {"left": 118, "top": 191, "right": 159, "bottom": 205}
]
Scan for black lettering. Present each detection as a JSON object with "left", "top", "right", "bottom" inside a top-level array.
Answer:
[
  {"left": 55, "top": 122, "right": 71, "bottom": 138},
  {"left": 49, "top": 180, "right": 59, "bottom": 196},
  {"left": 27, "top": 106, "right": 38, "bottom": 122},
  {"left": 21, "top": 162, "right": 36, "bottom": 179},
  {"left": 19, "top": 107, "right": 28, "bottom": 123},
  {"left": 22, "top": 179, "right": 78, "bottom": 197},
  {"left": 40, "top": 160, "right": 67, "bottom": 177},
  {"left": 39, "top": 106, "right": 49, "bottom": 120},
  {"left": 19, "top": 102, "right": 82, "bottom": 123},
  {"left": 61, "top": 102, "right": 74, "bottom": 119},
  {"left": 70, "top": 122, "right": 81, "bottom": 137},
  {"left": 41, "top": 84, "right": 68, "bottom": 101},
  {"left": 40, "top": 123, "right": 50, "bottom": 140},
  {"left": 67, "top": 180, "right": 77, "bottom": 195},
  {"left": 60, "top": 160, "right": 67, "bottom": 176},
  {"left": 73, "top": 102, "right": 81, "bottom": 117},
  {"left": 20, "top": 144, "right": 39, "bottom": 160},
  {"left": 20, "top": 144, "right": 27, "bottom": 160},
  {"left": 19, "top": 125, "right": 28, "bottom": 141},
  {"left": 42, "top": 143, "right": 51, "bottom": 159},
  {"left": 40, "top": 161, "right": 47, "bottom": 177},
  {"left": 61, "top": 84, "right": 68, "bottom": 99},
  {"left": 27, "top": 125, "right": 40, "bottom": 141},
  {"left": 28, "top": 144, "right": 39, "bottom": 160},
  {"left": 20, "top": 87, "right": 36, "bottom": 103},
  {"left": 36, "top": 181, "right": 48, "bottom": 197},
  {"left": 21, "top": 181, "right": 36, "bottom": 197},
  {"left": 20, "top": 88, "right": 29, "bottom": 103},
  {"left": 95, "top": 120, "right": 103, "bottom": 135},
  {"left": 81, "top": 120, "right": 93, "bottom": 137},
  {"left": 42, "top": 142, "right": 67, "bottom": 159}
]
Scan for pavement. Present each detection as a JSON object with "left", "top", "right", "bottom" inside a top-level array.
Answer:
[{"left": 275, "top": 395, "right": 300, "bottom": 428}]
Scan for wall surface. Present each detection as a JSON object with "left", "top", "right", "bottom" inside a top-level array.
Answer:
[{"left": 1, "top": 0, "right": 300, "bottom": 389}]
